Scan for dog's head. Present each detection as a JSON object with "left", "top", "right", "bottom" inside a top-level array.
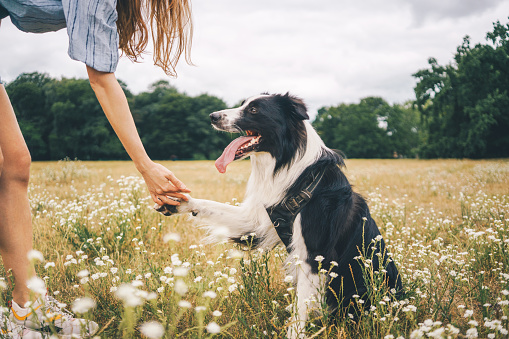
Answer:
[{"left": 211, "top": 93, "right": 309, "bottom": 173}]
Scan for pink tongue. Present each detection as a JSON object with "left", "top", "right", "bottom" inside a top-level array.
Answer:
[{"left": 215, "top": 136, "right": 256, "bottom": 173}]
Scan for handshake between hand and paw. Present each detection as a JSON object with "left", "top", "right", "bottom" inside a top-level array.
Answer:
[{"left": 154, "top": 194, "right": 196, "bottom": 216}]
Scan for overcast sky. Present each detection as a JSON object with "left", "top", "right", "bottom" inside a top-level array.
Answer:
[{"left": 1, "top": 0, "right": 508, "bottom": 118}]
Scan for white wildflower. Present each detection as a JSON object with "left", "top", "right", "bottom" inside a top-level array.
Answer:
[
  {"left": 115, "top": 284, "right": 143, "bottom": 307},
  {"left": 26, "top": 277, "right": 46, "bottom": 295},
  {"left": 206, "top": 322, "right": 221, "bottom": 334},
  {"left": 465, "top": 328, "right": 478, "bottom": 338},
  {"left": 178, "top": 300, "right": 192, "bottom": 308},
  {"left": 427, "top": 327, "right": 445, "bottom": 338},
  {"left": 173, "top": 267, "right": 188, "bottom": 277},
  {"left": 409, "top": 329, "right": 423, "bottom": 339},
  {"left": 195, "top": 306, "right": 206, "bottom": 312},
  {"left": 464, "top": 309, "right": 474, "bottom": 318},
  {"left": 229, "top": 284, "right": 238, "bottom": 293},
  {"left": 228, "top": 249, "right": 243, "bottom": 259},
  {"left": 132, "top": 280, "right": 143, "bottom": 287},
  {"left": 203, "top": 291, "right": 217, "bottom": 299},
  {"left": 163, "top": 233, "right": 181, "bottom": 243},
  {"left": 175, "top": 280, "right": 188, "bottom": 296},
  {"left": 139, "top": 321, "right": 164, "bottom": 339},
  {"left": 27, "top": 250, "right": 44, "bottom": 262},
  {"left": 71, "top": 297, "right": 96, "bottom": 314}
]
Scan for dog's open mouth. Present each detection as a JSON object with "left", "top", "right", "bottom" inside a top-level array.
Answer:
[{"left": 215, "top": 130, "right": 261, "bottom": 173}]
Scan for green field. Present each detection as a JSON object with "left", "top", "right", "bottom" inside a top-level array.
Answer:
[{"left": 3, "top": 159, "right": 508, "bottom": 338}]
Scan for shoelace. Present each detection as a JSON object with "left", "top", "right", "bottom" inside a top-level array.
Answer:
[{"left": 44, "top": 296, "right": 74, "bottom": 321}]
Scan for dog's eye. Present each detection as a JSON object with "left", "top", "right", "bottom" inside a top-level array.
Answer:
[{"left": 248, "top": 107, "right": 258, "bottom": 114}]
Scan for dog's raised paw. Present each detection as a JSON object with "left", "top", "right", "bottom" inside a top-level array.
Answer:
[{"left": 154, "top": 204, "right": 179, "bottom": 216}]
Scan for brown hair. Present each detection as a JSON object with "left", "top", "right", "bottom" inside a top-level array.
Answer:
[{"left": 116, "top": 0, "right": 193, "bottom": 76}]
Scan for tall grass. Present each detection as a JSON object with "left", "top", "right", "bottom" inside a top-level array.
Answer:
[{"left": 1, "top": 159, "right": 508, "bottom": 338}]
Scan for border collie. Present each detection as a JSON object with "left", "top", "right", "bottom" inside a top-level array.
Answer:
[{"left": 156, "top": 93, "right": 402, "bottom": 337}]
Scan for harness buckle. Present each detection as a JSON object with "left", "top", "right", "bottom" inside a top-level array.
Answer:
[
  {"left": 285, "top": 190, "right": 312, "bottom": 214},
  {"left": 286, "top": 197, "right": 300, "bottom": 212}
]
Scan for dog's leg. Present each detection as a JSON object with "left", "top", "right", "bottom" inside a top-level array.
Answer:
[
  {"left": 178, "top": 198, "right": 267, "bottom": 240},
  {"left": 286, "top": 216, "right": 323, "bottom": 339},
  {"left": 287, "top": 263, "right": 321, "bottom": 339}
]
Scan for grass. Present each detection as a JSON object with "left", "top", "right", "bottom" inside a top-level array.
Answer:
[{"left": 1, "top": 158, "right": 508, "bottom": 338}]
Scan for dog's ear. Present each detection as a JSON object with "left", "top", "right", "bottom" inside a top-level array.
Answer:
[{"left": 284, "top": 93, "right": 309, "bottom": 121}]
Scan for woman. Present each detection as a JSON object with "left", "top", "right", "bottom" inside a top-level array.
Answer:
[{"left": 0, "top": 0, "right": 192, "bottom": 337}]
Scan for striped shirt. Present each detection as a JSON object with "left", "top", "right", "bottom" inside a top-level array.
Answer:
[{"left": 0, "top": 0, "right": 119, "bottom": 73}]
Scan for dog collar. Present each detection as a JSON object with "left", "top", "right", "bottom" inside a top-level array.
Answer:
[{"left": 266, "top": 166, "right": 327, "bottom": 252}]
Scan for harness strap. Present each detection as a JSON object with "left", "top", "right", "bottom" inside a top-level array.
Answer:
[{"left": 266, "top": 166, "right": 327, "bottom": 251}]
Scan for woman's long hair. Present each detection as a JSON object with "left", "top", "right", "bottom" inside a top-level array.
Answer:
[{"left": 116, "top": 0, "right": 193, "bottom": 76}]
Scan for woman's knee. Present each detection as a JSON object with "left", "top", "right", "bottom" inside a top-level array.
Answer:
[{"left": 2, "top": 146, "right": 31, "bottom": 184}]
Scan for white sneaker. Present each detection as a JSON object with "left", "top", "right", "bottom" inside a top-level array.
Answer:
[
  {"left": 9, "top": 295, "right": 98, "bottom": 338},
  {"left": 1, "top": 307, "right": 43, "bottom": 339}
]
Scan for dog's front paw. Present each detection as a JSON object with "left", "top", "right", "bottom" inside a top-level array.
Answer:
[
  {"left": 154, "top": 203, "right": 180, "bottom": 216},
  {"left": 154, "top": 195, "right": 197, "bottom": 217}
]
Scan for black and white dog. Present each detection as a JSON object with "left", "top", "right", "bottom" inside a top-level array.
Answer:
[{"left": 157, "top": 93, "right": 402, "bottom": 337}]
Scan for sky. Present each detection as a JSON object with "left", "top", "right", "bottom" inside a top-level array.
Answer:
[{"left": 1, "top": 0, "right": 508, "bottom": 118}]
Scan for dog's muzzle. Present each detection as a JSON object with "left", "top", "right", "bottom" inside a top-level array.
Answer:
[{"left": 210, "top": 112, "right": 223, "bottom": 124}]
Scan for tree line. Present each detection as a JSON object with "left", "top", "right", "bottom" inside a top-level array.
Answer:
[
  {"left": 413, "top": 19, "right": 509, "bottom": 158},
  {"left": 5, "top": 19, "right": 508, "bottom": 160},
  {"left": 6, "top": 75, "right": 232, "bottom": 161}
]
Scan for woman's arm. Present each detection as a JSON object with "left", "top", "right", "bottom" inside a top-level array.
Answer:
[{"left": 86, "top": 65, "right": 190, "bottom": 205}]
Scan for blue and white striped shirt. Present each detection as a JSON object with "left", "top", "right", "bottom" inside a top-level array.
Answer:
[{"left": 0, "top": 0, "right": 119, "bottom": 73}]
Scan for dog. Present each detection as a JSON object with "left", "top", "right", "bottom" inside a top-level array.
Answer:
[{"left": 156, "top": 93, "right": 402, "bottom": 337}]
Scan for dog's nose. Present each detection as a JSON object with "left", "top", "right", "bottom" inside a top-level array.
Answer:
[{"left": 210, "top": 112, "right": 222, "bottom": 123}]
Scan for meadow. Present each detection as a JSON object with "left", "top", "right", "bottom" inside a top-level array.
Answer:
[{"left": 1, "top": 158, "right": 508, "bottom": 338}]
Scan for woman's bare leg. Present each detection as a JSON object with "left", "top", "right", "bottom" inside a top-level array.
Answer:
[{"left": 0, "top": 84, "right": 34, "bottom": 305}]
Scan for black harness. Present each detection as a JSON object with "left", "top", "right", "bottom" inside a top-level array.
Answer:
[{"left": 266, "top": 166, "right": 327, "bottom": 252}]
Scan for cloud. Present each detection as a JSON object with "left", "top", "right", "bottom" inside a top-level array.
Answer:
[
  {"left": 1, "top": 0, "right": 508, "bottom": 120},
  {"left": 407, "top": 0, "right": 506, "bottom": 24}
]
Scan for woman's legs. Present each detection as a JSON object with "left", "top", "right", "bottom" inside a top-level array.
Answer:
[{"left": 0, "top": 84, "right": 34, "bottom": 306}]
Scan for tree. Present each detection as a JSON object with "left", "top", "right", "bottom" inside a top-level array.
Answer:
[
  {"left": 6, "top": 73, "right": 53, "bottom": 160},
  {"left": 45, "top": 78, "right": 126, "bottom": 160},
  {"left": 313, "top": 97, "right": 419, "bottom": 158},
  {"left": 413, "top": 19, "right": 509, "bottom": 158},
  {"left": 386, "top": 102, "right": 421, "bottom": 158},
  {"left": 132, "top": 81, "right": 232, "bottom": 160}
]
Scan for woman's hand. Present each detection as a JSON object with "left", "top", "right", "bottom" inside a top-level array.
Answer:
[{"left": 140, "top": 161, "right": 191, "bottom": 206}]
